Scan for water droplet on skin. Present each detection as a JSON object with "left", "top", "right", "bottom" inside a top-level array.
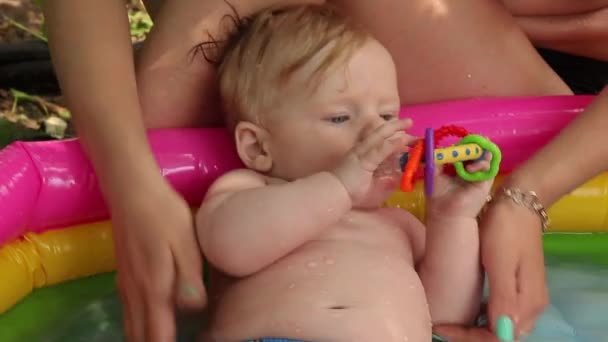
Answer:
[
  {"left": 467, "top": 74, "right": 472, "bottom": 79},
  {"left": 325, "top": 258, "right": 335, "bottom": 265},
  {"left": 327, "top": 207, "right": 334, "bottom": 212},
  {"left": 307, "top": 261, "right": 318, "bottom": 268},
  {"left": 319, "top": 273, "right": 325, "bottom": 277},
  {"left": 295, "top": 327, "right": 302, "bottom": 333},
  {"left": 288, "top": 283, "right": 295, "bottom": 289},
  {"left": 409, "top": 285, "right": 415, "bottom": 289},
  {"left": 403, "top": 336, "right": 409, "bottom": 341}
]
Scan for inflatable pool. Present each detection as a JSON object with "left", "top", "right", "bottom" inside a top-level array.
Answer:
[{"left": 1, "top": 95, "right": 607, "bottom": 341}]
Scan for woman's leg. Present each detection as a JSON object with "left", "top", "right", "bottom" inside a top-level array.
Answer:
[
  {"left": 331, "top": 0, "right": 572, "bottom": 105},
  {"left": 136, "top": 0, "right": 323, "bottom": 129},
  {"left": 136, "top": 0, "right": 572, "bottom": 128},
  {"left": 501, "top": 0, "right": 608, "bottom": 16}
]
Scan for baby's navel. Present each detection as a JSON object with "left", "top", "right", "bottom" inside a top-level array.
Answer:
[{"left": 329, "top": 305, "right": 348, "bottom": 310}]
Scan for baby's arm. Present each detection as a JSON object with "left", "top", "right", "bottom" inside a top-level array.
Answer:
[
  {"left": 416, "top": 216, "right": 483, "bottom": 325},
  {"left": 196, "top": 169, "right": 351, "bottom": 277}
]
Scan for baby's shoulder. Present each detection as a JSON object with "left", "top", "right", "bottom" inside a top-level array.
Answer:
[{"left": 205, "top": 168, "right": 268, "bottom": 198}]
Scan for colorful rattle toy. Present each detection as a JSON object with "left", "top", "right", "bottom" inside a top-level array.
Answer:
[{"left": 400, "top": 125, "right": 502, "bottom": 196}]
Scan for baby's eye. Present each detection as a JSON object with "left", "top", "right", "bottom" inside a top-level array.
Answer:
[
  {"left": 327, "top": 115, "right": 350, "bottom": 124},
  {"left": 380, "top": 113, "right": 396, "bottom": 121}
]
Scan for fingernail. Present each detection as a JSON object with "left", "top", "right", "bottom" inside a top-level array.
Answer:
[
  {"left": 432, "top": 333, "right": 449, "bottom": 342},
  {"left": 181, "top": 284, "right": 200, "bottom": 299},
  {"left": 496, "top": 315, "right": 514, "bottom": 341}
]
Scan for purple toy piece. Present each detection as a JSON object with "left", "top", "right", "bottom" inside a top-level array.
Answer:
[{"left": 424, "top": 128, "right": 434, "bottom": 196}]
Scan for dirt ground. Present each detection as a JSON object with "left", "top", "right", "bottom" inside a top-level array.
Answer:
[
  {"left": 0, "top": 0, "right": 149, "bottom": 145},
  {"left": 0, "top": 0, "right": 44, "bottom": 43},
  {"left": 0, "top": 0, "right": 61, "bottom": 144}
]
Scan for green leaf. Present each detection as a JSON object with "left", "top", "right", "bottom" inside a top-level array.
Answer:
[{"left": 0, "top": 118, "right": 54, "bottom": 149}]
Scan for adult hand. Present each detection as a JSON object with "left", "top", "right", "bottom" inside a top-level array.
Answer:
[
  {"left": 112, "top": 176, "right": 207, "bottom": 342},
  {"left": 479, "top": 197, "right": 549, "bottom": 340}
]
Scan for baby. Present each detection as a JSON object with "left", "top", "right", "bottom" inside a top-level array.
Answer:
[{"left": 195, "top": 4, "right": 494, "bottom": 342}]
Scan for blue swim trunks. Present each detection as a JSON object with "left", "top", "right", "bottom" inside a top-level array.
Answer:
[
  {"left": 246, "top": 336, "right": 446, "bottom": 342},
  {"left": 246, "top": 339, "right": 305, "bottom": 342},
  {"left": 246, "top": 336, "right": 446, "bottom": 341}
]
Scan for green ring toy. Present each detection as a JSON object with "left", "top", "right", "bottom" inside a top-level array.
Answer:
[{"left": 453, "top": 134, "right": 502, "bottom": 182}]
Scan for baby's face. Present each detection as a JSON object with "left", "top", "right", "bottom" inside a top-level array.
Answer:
[{"left": 260, "top": 38, "right": 401, "bottom": 180}]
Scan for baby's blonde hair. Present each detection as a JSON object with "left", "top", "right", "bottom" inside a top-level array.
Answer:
[{"left": 196, "top": 3, "right": 370, "bottom": 130}]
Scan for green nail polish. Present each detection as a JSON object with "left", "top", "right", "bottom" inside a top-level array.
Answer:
[
  {"left": 182, "top": 285, "right": 200, "bottom": 298},
  {"left": 432, "top": 333, "right": 449, "bottom": 342},
  {"left": 496, "top": 315, "right": 514, "bottom": 341}
]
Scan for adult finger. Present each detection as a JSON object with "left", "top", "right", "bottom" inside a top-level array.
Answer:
[
  {"left": 117, "top": 273, "right": 133, "bottom": 341},
  {"left": 482, "top": 239, "right": 519, "bottom": 333},
  {"left": 118, "top": 269, "right": 145, "bottom": 342},
  {"left": 433, "top": 324, "right": 499, "bottom": 342},
  {"left": 516, "top": 249, "right": 549, "bottom": 336},
  {"left": 173, "top": 236, "right": 207, "bottom": 310},
  {"left": 143, "top": 246, "right": 177, "bottom": 342}
]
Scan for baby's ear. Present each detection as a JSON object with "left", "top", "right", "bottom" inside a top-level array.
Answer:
[{"left": 234, "top": 121, "right": 273, "bottom": 172}]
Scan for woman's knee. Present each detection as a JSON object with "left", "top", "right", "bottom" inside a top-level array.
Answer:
[
  {"left": 501, "top": 0, "right": 608, "bottom": 16},
  {"left": 332, "top": 0, "right": 571, "bottom": 102}
]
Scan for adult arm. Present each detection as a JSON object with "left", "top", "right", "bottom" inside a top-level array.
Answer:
[
  {"left": 508, "top": 87, "right": 608, "bottom": 204},
  {"left": 42, "top": 3, "right": 207, "bottom": 342},
  {"left": 480, "top": 87, "right": 608, "bottom": 339},
  {"left": 43, "top": 0, "right": 157, "bottom": 197}
]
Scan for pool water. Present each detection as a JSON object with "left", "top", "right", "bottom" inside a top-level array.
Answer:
[{"left": 0, "top": 234, "right": 606, "bottom": 342}]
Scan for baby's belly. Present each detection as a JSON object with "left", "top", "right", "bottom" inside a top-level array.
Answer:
[{"left": 208, "top": 237, "right": 432, "bottom": 342}]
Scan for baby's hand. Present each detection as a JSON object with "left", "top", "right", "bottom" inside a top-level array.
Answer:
[
  {"left": 428, "top": 152, "right": 495, "bottom": 219},
  {"left": 332, "top": 119, "right": 417, "bottom": 208}
]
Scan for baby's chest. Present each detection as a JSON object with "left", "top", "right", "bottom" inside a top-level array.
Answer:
[{"left": 325, "top": 209, "right": 414, "bottom": 247}]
